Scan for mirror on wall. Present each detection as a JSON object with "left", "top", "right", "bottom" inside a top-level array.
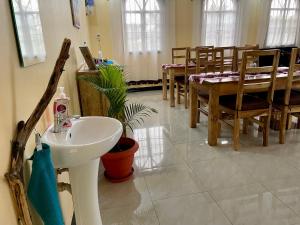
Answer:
[{"left": 9, "top": 0, "right": 46, "bottom": 67}]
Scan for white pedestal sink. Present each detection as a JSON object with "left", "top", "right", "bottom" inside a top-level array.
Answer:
[{"left": 42, "top": 116, "right": 122, "bottom": 225}]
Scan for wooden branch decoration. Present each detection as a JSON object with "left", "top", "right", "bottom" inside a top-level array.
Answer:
[
  {"left": 57, "top": 182, "right": 72, "bottom": 194},
  {"left": 5, "top": 38, "right": 71, "bottom": 225}
]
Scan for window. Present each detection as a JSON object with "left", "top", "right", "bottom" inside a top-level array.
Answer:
[
  {"left": 266, "top": 0, "right": 300, "bottom": 47},
  {"left": 124, "top": 0, "right": 161, "bottom": 52},
  {"left": 202, "top": 0, "right": 237, "bottom": 46}
]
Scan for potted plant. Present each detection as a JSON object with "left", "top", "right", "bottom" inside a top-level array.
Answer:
[{"left": 79, "top": 64, "right": 157, "bottom": 182}]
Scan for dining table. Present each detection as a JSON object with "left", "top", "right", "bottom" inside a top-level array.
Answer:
[{"left": 188, "top": 68, "right": 300, "bottom": 146}]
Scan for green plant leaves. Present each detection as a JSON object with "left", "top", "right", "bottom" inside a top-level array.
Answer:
[
  {"left": 78, "top": 64, "right": 157, "bottom": 134},
  {"left": 124, "top": 103, "right": 158, "bottom": 132}
]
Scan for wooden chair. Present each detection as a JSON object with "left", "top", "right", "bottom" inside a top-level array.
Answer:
[
  {"left": 219, "top": 49, "right": 280, "bottom": 150},
  {"left": 162, "top": 47, "right": 187, "bottom": 101},
  {"left": 176, "top": 47, "right": 223, "bottom": 109},
  {"left": 197, "top": 47, "right": 224, "bottom": 121},
  {"left": 211, "top": 47, "right": 225, "bottom": 73},
  {"left": 220, "top": 46, "right": 235, "bottom": 71},
  {"left": 170, "top": 47, "right": 188, "bottom": 106},
  {"left": 176, "top": 47, "right": 198, "bottom": 108},
  {"left": 233, "top": 44, "right": 259, "bottom": 72},
  {"left": 172, "top": 47, "right": 187, "bottom": 64},
  {"left": 195, "top": 47, "right": 224, "bottom": 73},
  {"left": 273, "top": 48, "right": 300, "bottom": 144}
]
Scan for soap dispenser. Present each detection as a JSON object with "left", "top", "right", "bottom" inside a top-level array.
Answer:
[{"left": 53, "top": 87, "right": 72, "bottom": 133}]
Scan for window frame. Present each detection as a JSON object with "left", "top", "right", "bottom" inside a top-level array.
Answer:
[{"left": 123, "top": 0, "right": 162, "bottom": 53}]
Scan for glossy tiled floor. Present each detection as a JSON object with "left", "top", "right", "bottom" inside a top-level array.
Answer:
[{"left": 99, "top": 90, "right": 300, "bottom": 225}]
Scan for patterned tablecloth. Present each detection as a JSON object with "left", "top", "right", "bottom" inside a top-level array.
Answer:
[{"left": 188, "top": 67, "right": 297, "bottom": 84}]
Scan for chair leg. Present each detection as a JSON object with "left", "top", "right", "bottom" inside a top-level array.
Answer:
[
  {"left": 243, "top": 119, "right": 248, "bottom": 134},
  {"left": 184, "top": 86, "right": 188, "bottom": 109},
  {"left": 297, "top": 116, "right": 300, "bottom": 129},
  {"left": 279, "top": 107, "right": 288, "bottom": 144},
  {"left": 176, "top": 83, "right": 181, "bottom": 104},
  {"left": 197, "top": 100, "right": 200, "bottom": 123},
  {"left": 263, "top": 115, "right": 271, "bottom": 146},
  {"left": 258, "top": 116, "right": 263, "bottom": 132},
  {"left": 218, "top": 122, "right": 221, "bottom": 138},
  {"left": 233, "top": 114, "right": 240, "bottom": 151}
]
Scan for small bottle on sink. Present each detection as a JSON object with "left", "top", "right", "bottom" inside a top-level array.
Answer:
[{"left": 53, "top": 87, "right": 72, "bottom": 133}]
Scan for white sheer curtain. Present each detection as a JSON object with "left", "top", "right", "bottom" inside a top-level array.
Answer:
[
  {"left": 108, "top": 0, "right": 175, "bottom": 82},
  {"left": 192, "top": 0, "right": 203, "bottom": 46},
  {"left": 200, "top": 0, "right": 239, "bottom": 46},
  {"left": 192, "top": 0, "right": 248, "bottom": 47},
  {"left": 265, "top": 0, "right": 300, "bottom": 47},
  {"left": 235, "top": 0, "right": 254, "bottom": 46},
  {"left": 256, "top": 0, "right": 272, "bottom": 47}
]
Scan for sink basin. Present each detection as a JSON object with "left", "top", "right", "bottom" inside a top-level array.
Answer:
[
  {"left": 42, "top": 116, "right": 123, "bottom": 225},
  {"left": 43, "top": 116, "right": 123, "bottom": 168}
]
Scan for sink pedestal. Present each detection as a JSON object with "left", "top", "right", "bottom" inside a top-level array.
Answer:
[
  {"left": 43, "top": 117, "right": 123, "bottom": 225},
  {"left": 69, "top": 158, "right": 102, "bottom": 225}
]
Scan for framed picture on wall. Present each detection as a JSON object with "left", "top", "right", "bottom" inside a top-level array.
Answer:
[{"left": 70, "top": 0, "right": 80, "bottom": 29}]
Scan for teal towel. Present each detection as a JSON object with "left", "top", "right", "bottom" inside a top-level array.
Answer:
[{"left": 27, "top": 144, "right": 64, "bottom": 225}]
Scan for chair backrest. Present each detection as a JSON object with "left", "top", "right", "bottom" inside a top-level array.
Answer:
[
  {"left": 195, "top": 45, "right": 214, "bottom": 50},
  {"left": 195, "top": 47, "right": 224, "bottom": 73},
  {"left": 233, "top": 44, "right": 259, "bottom": 72},
  {"left": 219, "top": 46, "right": 235, "bottom": 71},
  {"left": 284, "top": 48, "right": 300, "bottom": 105},
  {"left": 187, "top": 47, "right": 198, "bottom": 63},
  {"left": 235, "top": 49, "right": 280, "bottom": 111},
  {"left": 184, "top": 47, "right": 198, "bottom": 77},
  {"left": 213, "top": 47, "right": 225, "bottom": 73},
  {"left": 172, "top": 47, "right": 187, "bottom": 64},
  {"left": 196, "top": 45, "right": 214, "bottom": 59}
]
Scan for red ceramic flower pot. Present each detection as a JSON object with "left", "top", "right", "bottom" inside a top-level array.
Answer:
[{"left": 101, "top": 137, "right": 139, "bottom": 183}]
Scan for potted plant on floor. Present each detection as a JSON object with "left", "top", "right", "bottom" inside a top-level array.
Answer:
[{"left": 79, "top": 64, "right": 157, "bottom": 182}]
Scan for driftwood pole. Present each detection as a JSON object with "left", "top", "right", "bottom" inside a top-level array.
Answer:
[{"left": 5, "top": 38, "right": 71, "bottom": 225}]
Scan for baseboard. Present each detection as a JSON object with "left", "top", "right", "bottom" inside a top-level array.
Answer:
[{"left": 127, "top": 79, "right": 169, "bottom": 92}]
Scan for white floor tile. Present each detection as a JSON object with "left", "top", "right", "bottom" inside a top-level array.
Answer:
[
  {"left": 190, "top": 157, "right": 256, "bottom": 191},
  {"left": 144, "top": 165, "right": 202, "bottom": 200},
  {"left": 210, "top": 183, "right": 300, "bottom": 225},
  {"left": 99, "top": 176, "right": 151, "bottom": 210},
  {"left": 153, "top": 192, "right": 232, "bottom": 225},
  {"left": 263, "top": 175, "right": 300, "bottom": 215},
  {"left": 175, "top": 141, "right": 231, "bottom": 163},
  {"left": 101, "top": 200, "right": 159, "bottom": 225}
]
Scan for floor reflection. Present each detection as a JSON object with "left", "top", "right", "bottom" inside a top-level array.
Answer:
[
  {"left": 133, "top": 126, "right": 164, "bottom": 170},
  {"left": 99, "top": 91, "right": 300, "bottom": 225}
]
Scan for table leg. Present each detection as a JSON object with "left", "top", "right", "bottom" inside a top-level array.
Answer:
[
  {"left": 170, "top": 70, "right": 175, "bottom": 107},
  {"left": 189, "top": 84, "right": 198, "bottom": 128},
  {"left": 208, "top": 88, "right": 219, "bottom": 146},
  {"left": 162, "top": 71, "right": 167, "bottom": 100}
]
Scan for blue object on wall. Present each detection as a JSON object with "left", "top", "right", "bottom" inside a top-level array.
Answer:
[
  {"left": 86, "top": 0, "right": 94, "bottom": 6},
  {"left": 27, "top": 144, "right": 64, "bottom": 225}
]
